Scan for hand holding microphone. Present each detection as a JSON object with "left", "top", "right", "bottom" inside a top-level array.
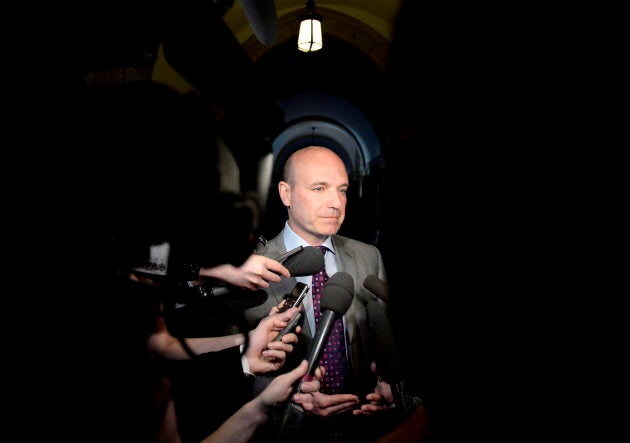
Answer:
[
  {"left": 299, "top": 271, "right": 354, "bottom": 382},
  {"left": 276, "top": 245, "right": 325, "bottom": 277},
  {"left": 199, "top": 253, "right": 290, "bottom": 293},
  {"left": 191, "top": 247, "right": 325, "bottom": 308},
  {"left": 207, "top": 246, "right": 324, "bottom": 293},
  {"left": 276, "top": 272, "right": 355, "bottom": 443}
]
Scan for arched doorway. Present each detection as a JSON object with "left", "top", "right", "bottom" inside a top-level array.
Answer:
[{"left": 258, "top": 92, "right": 385, "bottom": 245}]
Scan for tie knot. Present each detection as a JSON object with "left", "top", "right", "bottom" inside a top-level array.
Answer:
[{"left": 318, "top": 245, "right": 328, "bottom": 254}]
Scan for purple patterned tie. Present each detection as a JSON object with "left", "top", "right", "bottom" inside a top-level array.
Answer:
[{"left": 312, "top": 245, "right": 348, "bottom": 394}]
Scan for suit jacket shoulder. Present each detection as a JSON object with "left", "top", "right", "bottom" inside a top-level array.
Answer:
[{"left": 331, "top": 234, "right": 387, "bottom": 287}]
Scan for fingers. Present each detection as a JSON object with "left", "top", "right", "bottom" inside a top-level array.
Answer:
[
  {"left": 317, "top": 393, "right": 360, "bottom": 406},
  {"left": 277, "top": 332, "right": 298, "bottom": 345},
  {"left": 264, "top": 257, "right": 291, "bottom": 278},
  {"left": 292, "top": 392, "right": 315, "bottom": 410},
  {"left": 314, "top": 365, "right": 325, "bottom": 380},
  {"left": 287, "top": 360, "right": 309, "bottom": 382},
  {"left": 265, "top": 340, "right": 294, "bottom": 354},
  {"left": 261, "top": 348, "right": 289, "bottom": 361},
  {"left": 276, "top": 299, "right": 290, "bottom": 312},
  {"left": 275, "top": 306, "right": 300, "bottom": 322},
  {"left": 327, "top": 402, "right": 360, "bottom": 416},
  {"left": 296, "top": 378, "right": 320, "bottom": 395},
  {"left": 241, "top": 254, "right": 290, "bottom": 288},
  {"left": 352, "top": 401, "right": 390, "bottom": 416},
  {"left": 265, "top": 306, "right": 298, "bottom": 326},
  {"left": 311, "top": 393, "right": 360, "bottom": 416},
  {"left": 256, "top": 256, "right": 290, "bottom": 283}
]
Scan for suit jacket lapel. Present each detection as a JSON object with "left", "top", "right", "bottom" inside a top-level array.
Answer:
[{"left": 331, "top": 236, "right": 359, "bottom": 347}]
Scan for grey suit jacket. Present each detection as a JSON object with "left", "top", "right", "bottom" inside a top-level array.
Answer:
[{"left": 244, "top": 228, "right": 389, "bottom": 398}]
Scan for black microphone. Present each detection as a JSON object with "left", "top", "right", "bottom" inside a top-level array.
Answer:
[
  {"left": 277, "top": 272, "right": 354, "bottom": 443},
  {"left": 363, "top": 274, "right": 390, "bottom": 304},
  {"left": 272, "top": 245, "right": 304, "bottom": 262},
  {"left": 204, "top": 246, "right": 324, "bottom": 298},
  {"left": 281, "top": 246, "right": 324, "bottom": 277},
  {"left": 366, "top": 300, "right": 400, "bottom": 384},
  {"left": 367, "top": 300, "right": 420, "bottom": 416},
  {"left": 302, "top": 271, "right": 354, "bottom": 380}
]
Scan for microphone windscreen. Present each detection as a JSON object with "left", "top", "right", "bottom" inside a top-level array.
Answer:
[
  {"left": 241, "top": 0, "right": 278, "bottom": 46},
  {"left": 283, "top": 246, "right": 325, "bottom": 277},
  {"left": 363, "top": 274, "right": 390, "bottom": 304},
  {"left": 366, "top": 300, "right": 401, "bottom": 384},
  {"left": 320, "top": 272, "right": 354, "bottom": 317},
  {"left": 273, "top": 246, "right": 303, "bottom": 263}
]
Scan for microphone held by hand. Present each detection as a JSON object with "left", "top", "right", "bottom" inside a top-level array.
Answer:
[
  {"left": 281, "top": 246, "right": 325, "bottom": 277},
  {"left": 366, "top": 300, "right": 401, "bottom": 386},
  {"left": 176, "top": 246, "right": 323, "bottom": 307},
  {"left": 272, "top": 245, "right": 304, "bottom": 263},
  {"left": 363, "top": 274, "right": 390, "bottom": 304},
  {"left": 302, "top": 271, "right": 354, "bottom": 378},
  {"left": 277, "top": 272, "right": 354, "bottom": 443}
]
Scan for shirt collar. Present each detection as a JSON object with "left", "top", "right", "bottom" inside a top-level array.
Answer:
[{"left": 282, "top": 221, "right": 336, "bottom": 255}]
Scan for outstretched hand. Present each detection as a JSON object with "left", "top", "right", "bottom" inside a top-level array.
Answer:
[
  {"left": 294, "top": 366, "right": 360, "bottom": 417},
  {"left": 352, "top": 361, "right": 394, "bottom": 416},
  {"left": 200, "top": 253, "right": 290, "bottom": 290},
  {"left": 259, "top": 360, "right": 321, "bottom": 410}
]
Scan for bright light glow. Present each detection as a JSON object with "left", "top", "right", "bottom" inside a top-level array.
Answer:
[{"left": 298, "top": 17, "right": 323, "bottom": 52}]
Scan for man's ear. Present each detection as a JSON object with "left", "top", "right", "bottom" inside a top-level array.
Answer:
[{"left": 278, "top": 181, "right": 291, "bottom": 207}]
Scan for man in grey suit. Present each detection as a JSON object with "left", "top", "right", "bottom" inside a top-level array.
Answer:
[{"left": 244, "top": 146, "right": 397, "bottom": 443}]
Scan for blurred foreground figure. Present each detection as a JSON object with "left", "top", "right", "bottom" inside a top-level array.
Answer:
[
  {"left": 380, "top": 0, "right": 557, "bottom": 441},
  {"left": 60, "top": 80, "right": 322, "bottom": 443}
]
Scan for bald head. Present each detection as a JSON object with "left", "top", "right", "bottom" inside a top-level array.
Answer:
[
  {"left": 279, "top": 146, "right": 349, "bottom": 245},
  {"left": 283, "top": 146, "right": 347, "bottom": 185}
]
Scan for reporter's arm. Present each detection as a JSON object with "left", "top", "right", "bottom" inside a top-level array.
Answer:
[
  {"left": 148, "top": 308, "right": 299, "bottom": 364},
  {"left": 148, "top": 317, "right": 245, "bottom": 360},
  {"left": 199, "top": 254, "right": 290, "bottom": 290},
  {"left": 200, "top": 360, "right": 310, "bottom": 443}
]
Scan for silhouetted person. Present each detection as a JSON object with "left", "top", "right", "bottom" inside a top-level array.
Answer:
[{"left": 379, "top": 1, "right": 566, "bottom": 442}]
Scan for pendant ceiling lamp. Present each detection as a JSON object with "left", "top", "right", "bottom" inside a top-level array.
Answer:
[{"left": 298, "top": 0, "right": 323, "bottom": 52}]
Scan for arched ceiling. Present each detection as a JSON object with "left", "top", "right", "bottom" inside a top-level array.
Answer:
[
  {"left": 152, "top": 1, "right": 403, "bottom": 120},
  {"left": 220, "top": 1, "right": 403, "bottom": 183},
  {"left": 224, "top": 1, "right": 403, "bottom": 45},
  {"left": 148, "top": 0, "right": 403, "bottom": 177}
]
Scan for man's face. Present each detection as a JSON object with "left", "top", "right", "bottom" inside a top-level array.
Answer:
[{"left": 280, "top": 148, "right": 348, "bottom": 245}]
